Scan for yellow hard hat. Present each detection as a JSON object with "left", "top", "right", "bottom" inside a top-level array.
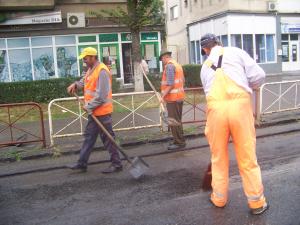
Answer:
[{"left": 78, "top": 47, "right": 97, "bottom": 59}]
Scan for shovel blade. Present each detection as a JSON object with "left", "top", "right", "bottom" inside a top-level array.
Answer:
[{"left": 129, "top": 157, "right": 149, "bottom": 179}]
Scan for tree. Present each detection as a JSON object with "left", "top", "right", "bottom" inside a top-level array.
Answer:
[{"left": 91, "top": 0, "right": 164, "bottom": 91}]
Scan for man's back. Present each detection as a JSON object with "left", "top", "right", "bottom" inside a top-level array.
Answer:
[{"left": 200, "top": 46, "right": 266, "bottom": 95}]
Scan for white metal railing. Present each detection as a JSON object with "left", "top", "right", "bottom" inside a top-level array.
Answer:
[
  {"left": 259, "top": 80, "right": 300, "bottom": 116},
  {"left": 48, "top": 91, "right": 162, "bottom": 146}
]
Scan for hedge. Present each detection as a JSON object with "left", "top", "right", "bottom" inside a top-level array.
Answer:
[
  {"left": 143, "top": 64, "right": 202, "bottom": 92},
  {"left": 182, "top": 64, "right": 202, "bottom": 87},
  {"left": 0, "top": 76, "right": 120, "bottom": 104}
]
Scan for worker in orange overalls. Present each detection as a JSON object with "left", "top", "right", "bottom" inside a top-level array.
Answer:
[
  {"left": 160, "top": 50, "right": 186, "bottom": 150},
  {"left": 200, "top": 33, "right": 269, "bottom": 215}
]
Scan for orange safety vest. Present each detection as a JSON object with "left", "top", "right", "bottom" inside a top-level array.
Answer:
[
  {"left": 84, "top": 62, "right": 113, "bottom": 116},
  {"left": 161, "top": 59, "right": 185, "bottom": 102}
]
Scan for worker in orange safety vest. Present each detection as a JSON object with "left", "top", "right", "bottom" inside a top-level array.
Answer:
[
  {"left": 160, "top": 50, "right": 186, "bottom": 151},
  {"left": 67, "top": 47, "right": 122, "bottom": 174}
]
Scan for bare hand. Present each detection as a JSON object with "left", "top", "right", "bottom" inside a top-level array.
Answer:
[{"left": 67, "top": 83, "right": 76, "bottom": 95}]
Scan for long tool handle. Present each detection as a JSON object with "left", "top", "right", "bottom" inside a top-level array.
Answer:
[
  {"left": 74, "top": 93, "right": 132, "bottom": 164},
  {"left": 139, "top": 64, "right": 167, "bottom": 113}
]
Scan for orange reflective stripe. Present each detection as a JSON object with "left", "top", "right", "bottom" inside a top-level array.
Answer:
[{"left": 161, "top": 59, "right": 185, "bottom": 102}]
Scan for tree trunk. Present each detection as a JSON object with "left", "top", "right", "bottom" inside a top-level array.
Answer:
[{"left": 131, "top": 29, "right": 144, "bottom": 92}]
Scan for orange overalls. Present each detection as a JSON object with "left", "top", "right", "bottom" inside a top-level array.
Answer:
[{"left": 204, "top": 48, "right": 266, "bottom": 209}]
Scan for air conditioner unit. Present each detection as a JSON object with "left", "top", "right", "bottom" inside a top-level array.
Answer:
[
  {"left": 67, "top": 13, "right": 85, "bottom": 28},
  {"left": 267, "top": 1, "right": 277, "bottom": 11}
]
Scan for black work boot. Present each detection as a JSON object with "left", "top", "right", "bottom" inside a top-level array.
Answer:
[
  {"left": 67, "top": 163, "right": 87, "bottom": 172},
  {"left": 101, "top": 164, "right": 123, "bottom": 174},
  {"left": 251, "top": 202, "right": 269, "bottom": 215}
]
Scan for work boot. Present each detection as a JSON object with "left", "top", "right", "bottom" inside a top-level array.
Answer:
[
  {"left": 101, "top": 164, "right": 123, "bottom": 174},
  {"left": 251, "top": 202, "right": 269, "bottom": 215},
  {"left": 167, "top": 143, "right": 186, "bottom": 151},
  {"left": 68, "top": 163, "right": 87, "bottom": 172}
]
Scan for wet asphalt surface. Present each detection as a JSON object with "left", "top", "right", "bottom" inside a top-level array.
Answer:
[{"left": 0, "top": 129, "right": 300, "bottom": 225}]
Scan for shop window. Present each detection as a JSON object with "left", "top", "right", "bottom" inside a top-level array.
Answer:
[
  {"left": 9, "top": 49, "right": 33, "bottom": 81},
  {"left": 255, "top": 34, "right": 266, "bottom": 63},
  {"left": 290, "top": 34, "right": 298, "bottom": 41},
  {"left": 143, "top": 43, "right": 159, "bottom": 73},
  {"left": 231, "top": 34, "right": 242, "bottom": 49},
  {"left": 100, "top": 44, "right": 120, "bottom": 78},
  {"left": 196, "top": 40, "right": 201, "bottom": 64},
  {"left": 31, "top": 37, "right": 52, "bottom": 47},
  {"left": 266, "top": 35, "right": 275, "bottom": 62},
  {"left": 0, "top": 50, "right": 9, "bottom": 82},
  {"left": 7, "top": 38, "right": 29, "bottom": 48},
  {"left": 242, "top": 34, "right": 254, "bottom": 58},
  {"left": 32, "top": 47, "right": 55, "bottom": 80},
  {"left": 281, "top": 34, "right": 288, "bottom": 41},
  {"left": 221, "top": 35, "right": 228, "bottom": 47},
  {"left": 170, "top": 5, "right": 179, "bottom": 20},
  {"left": 55, "top": 35, "right": 76, "bottom": 45},
  {"left": 56, "top": 46, "right": 78, "bottom": 78},
  {"left": 190, "top": 41, "right": 196, "bottom": 64},
  {"left": 0, "top": 39, "right": 5, "bottom": 49}
]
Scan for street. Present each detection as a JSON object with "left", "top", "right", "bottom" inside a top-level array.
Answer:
[{"left": 1, "top": 124, "right": 300, "bottom": 225}]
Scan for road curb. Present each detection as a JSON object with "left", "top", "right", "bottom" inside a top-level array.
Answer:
[{"left": 0, "top": 118, "right": 299, "bottom": 163}]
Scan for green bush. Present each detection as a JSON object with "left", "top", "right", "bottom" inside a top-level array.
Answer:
[
  {"left": 143, "top": 64, "right": 202, "bottom": 92},
  {"left": 143, "top": 73, "right": 161, "bottom": 92},
  {"left": 182, "top": 64, "right": 202, "bottom": 87},
  {"left": 0, "top": 76, "right": 121, "bottom": 104}
]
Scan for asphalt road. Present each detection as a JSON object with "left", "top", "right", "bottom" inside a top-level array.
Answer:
[{"left": 0, "top": 130, "right": 300, "bottom": 225}]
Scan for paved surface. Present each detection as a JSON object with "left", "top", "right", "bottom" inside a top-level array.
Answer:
[{"left": 0, "top": 123, "right": 300, "bottom": 225}]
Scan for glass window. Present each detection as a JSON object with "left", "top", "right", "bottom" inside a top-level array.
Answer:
[
  {"left": 170, "top": 5, "right": 179, "bottom": 20},
  {"left": 9, "top": 49, "right": 33, "bottom": 81},
  {"left": 32, "top": 48, "right": 55, "bottom": 80},
  {"left": 266, "top": 34, "right": 275, "bottom": 62},
  {"left": 0, "top": 50, "right": 10, "bottom": 82},
  {"left": 55, "top": 35, "right": 76, "bottom": 45},
  {"left": 255, "top": 34, "right": 266, "bottom": 63},
  {"left": 231, "top": 34, "right": 242, "bottom": 48},
  {"left": 31, "top": 37, "right": 52, "bottom": 47},
  {"left": 190, "top": 41, "right": 196, "bottom": 64},
  {"left": 290, "top": 34, "right": 298, "bottom": 41},
  {"left": 56, "top": 46, "right": 78, "bottom": 77},
  {"left": 281, "top": 34, "right": 288, "bottom": 41},
  {"left": 0, "top": 39, "right": 6, "bottom": 49},
  {"left": 7, "top": 38, "right": 29, "bottom": 48},
  {"left": 221, "top": 35, "right": 228, "bottom": 47},
  {"left": 243, "top": 34, "right": 254, "bottom": 58},
  {"left": 281, "top": 42, "right": 289, "bottom": 62},
  {"left": 196, "top": 40, "right": 201, "bottom": 64}
]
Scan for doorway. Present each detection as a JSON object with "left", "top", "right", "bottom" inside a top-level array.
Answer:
[{"left": 122, "top": 43, "right": 134, "bottom": 84}]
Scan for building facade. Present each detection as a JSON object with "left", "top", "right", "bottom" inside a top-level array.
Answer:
[
  {"left": 165, "top": 0, "right": 300, "bottom": 74},
  {"left": 0, "top": 0, "right": 163, "bottom": 86}
]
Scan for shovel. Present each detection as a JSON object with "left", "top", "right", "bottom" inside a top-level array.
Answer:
[
  {"left": 74, "top": 93, "right": 149, "bottom": 179},
  {"left": 139, "top": 64, "right": 181, "bottom": 127}
]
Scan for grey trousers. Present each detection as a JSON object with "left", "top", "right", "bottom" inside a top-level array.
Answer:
[
  {"left": 78, "top": 114, "right": 122, "bottom": 167},
  {"left": 166, "top": 101, "right": 186, "bottom": 145}
]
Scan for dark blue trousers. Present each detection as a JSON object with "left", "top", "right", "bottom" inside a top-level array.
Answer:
[{"left": 78, "top": 114, "right": 122, "bottom": 167}]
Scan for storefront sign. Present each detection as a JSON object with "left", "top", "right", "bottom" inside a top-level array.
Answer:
[
  {"left": 99, "top": 33, "right": 118, "bottom": 43},
  {"left": 141, "top": 32, "right": 158, "bottom": 41},
  {"left": 281, "top": 24, "right": 300, "bottom": 33},
  {"left": 121, "top": 33, "right": 132, "bottom": 42},
  {"left": 0, "top": 11, "right": 62, "bottom": 25}
]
